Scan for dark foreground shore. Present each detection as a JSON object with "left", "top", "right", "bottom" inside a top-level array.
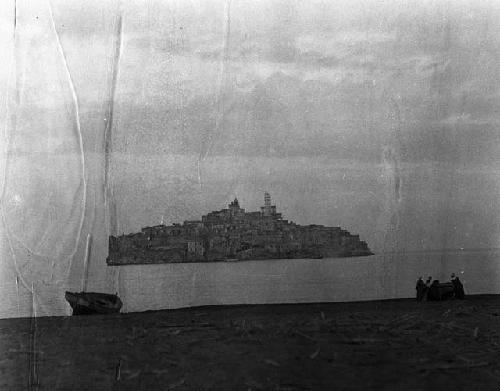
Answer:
[{"left": 1, "top": 295, "right": 500, "bottom": 390}]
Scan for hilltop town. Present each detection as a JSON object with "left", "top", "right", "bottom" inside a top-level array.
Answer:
[{"left": 107, "top": 193, "right": 373, "bottom": 265}]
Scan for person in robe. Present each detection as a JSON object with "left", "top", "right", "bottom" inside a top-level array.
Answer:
[
  {"left": 451, "top": 273, "right": 465, "bottom": 299},
  {"left": 427, "top": 280, "right": 441, "bottom": 301},
  {"left": 415, "top": 277, "right": 426, "bottom": 302},
  {"left": 424, "top": 276, "right": 432, "bottom": 301}
]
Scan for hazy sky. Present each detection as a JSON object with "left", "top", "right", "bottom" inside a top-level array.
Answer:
[
  {"left": 1, "top": 0, "right": 500, "bottom": 284},
  {"left": 107, "top": 0, "right": 500, "bottom": 162}
]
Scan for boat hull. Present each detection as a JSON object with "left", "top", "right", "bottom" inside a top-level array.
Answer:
[
  {"left": 427, "top": 283, "right": 455, "bottom": 301},
  {"left": 65, "top": 291, "right": 123, "bottom": 315}
]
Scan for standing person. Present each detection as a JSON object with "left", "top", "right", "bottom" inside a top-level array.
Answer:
[
  {"left": 428, "top": 280, "right": 441, "bottom": 301},
  {"left": 416, "top": 277, "right": 426, "bottom": 302},
  {"left": 424, "top": 276, "right": 432, "bottom": 301},
  {"left": 451, "top": 273, "right": 465, "bottom": 299}
]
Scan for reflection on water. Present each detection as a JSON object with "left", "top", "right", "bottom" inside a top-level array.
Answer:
[{"left": 1, "top": 249, "right": 499, "bottom": 318}]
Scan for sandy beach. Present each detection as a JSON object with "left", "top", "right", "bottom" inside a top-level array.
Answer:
[{"left": 1, "top": 295, "right": 500, "bottom": 390}]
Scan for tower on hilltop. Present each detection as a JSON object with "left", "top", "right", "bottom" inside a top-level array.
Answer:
[{"left": 261, "top": 192, "right": 277, "bottom": 216}]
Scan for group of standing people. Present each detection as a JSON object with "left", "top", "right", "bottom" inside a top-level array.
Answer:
[{"left": 416, "top": 274, "right": 465, "bottom": 302}]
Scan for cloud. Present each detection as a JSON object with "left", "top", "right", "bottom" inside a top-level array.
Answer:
[
  {"left": 7, "top": 0, "right": 500, "bottom": 168},
  {"left": 440, "top": 113, "right": 492, "bottom": 126},
  {"left": 296, "top": 31, "right": 395, "bottom": 60}
]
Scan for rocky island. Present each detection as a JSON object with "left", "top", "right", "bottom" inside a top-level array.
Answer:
[{"left": 107, "top": 193, "right": 372, "bottom": 265}]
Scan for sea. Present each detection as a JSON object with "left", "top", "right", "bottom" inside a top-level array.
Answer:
[{"left": 1, "top": 248, "right": 499, "bottom": 318}]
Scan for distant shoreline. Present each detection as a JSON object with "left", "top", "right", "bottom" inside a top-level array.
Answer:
[
  {"left": 377, "top": 248, "right": 500, "bottom": 255},
  {"left": 2, "top": 294, "right": 498, "bottom": 321},
  {"left": 106, "top": 251, "right": 374, "bottom": 266}
]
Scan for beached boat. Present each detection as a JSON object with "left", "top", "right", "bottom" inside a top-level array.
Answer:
[
  {"left": 427, "top": 282, "right": 455, "bottom": 301},
  {"left": 65, "top": 291, "right": 123, "bottom": 315}
]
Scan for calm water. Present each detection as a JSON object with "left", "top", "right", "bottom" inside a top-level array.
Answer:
[{"left": 1, "top": 249, "right": 499, "bottom": 318}]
